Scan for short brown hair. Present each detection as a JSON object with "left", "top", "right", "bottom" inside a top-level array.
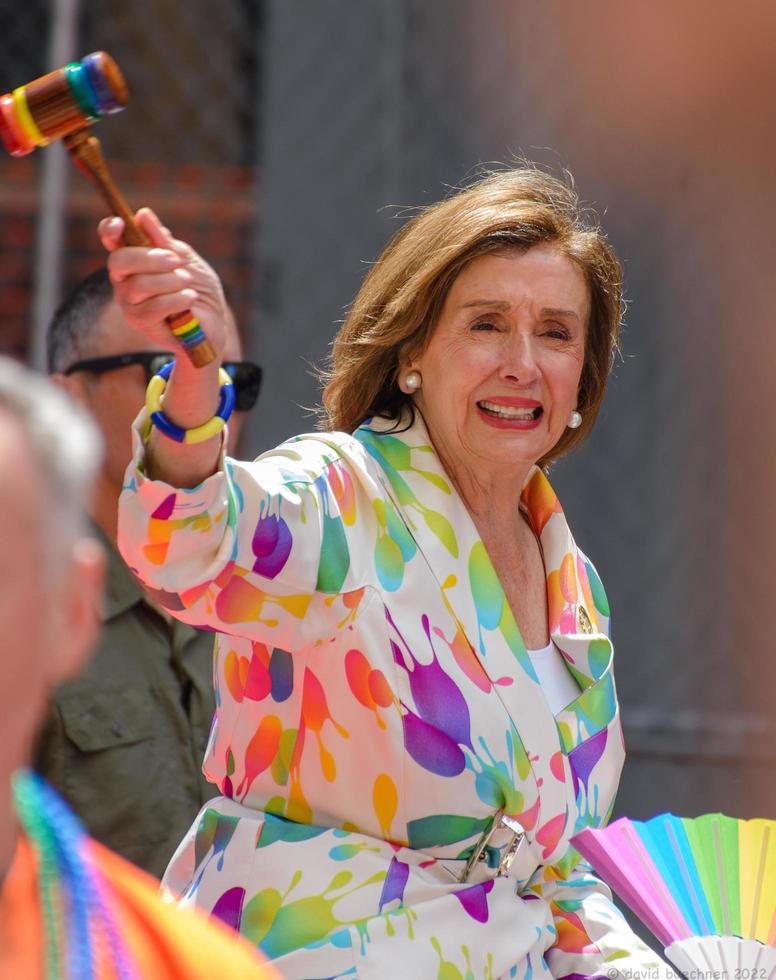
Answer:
[{"left": 322, "top": 166, "right": 622, "bottom": 466}]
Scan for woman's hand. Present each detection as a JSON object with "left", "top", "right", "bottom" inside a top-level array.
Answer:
[
  {"left": 98, "top": 208, "right": 229, "bottom": 487},
  {"left": 99, "top": 207, "right": 228, "bottom": 362}
]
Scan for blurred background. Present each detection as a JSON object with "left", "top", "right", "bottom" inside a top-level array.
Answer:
[{"left": 2, "top": 0, "right": 774, "bottom": 841}]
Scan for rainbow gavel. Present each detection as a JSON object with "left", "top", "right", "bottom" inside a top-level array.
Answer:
[{"left": 0, "top": 52, "right": 215, "bottom": 367}]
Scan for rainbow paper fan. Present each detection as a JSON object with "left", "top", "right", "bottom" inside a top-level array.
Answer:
[{"left": 572, "top": 814, "right": 776, "bottom": 979}]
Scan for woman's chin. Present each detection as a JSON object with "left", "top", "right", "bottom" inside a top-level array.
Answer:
[
  {"left": 459, "top": 435, "right": 552, "bottom": 474},
  {"left": 474, "top": 421, "right": 557, "bottom": 461}
]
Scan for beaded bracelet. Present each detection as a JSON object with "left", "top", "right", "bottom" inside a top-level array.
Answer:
[{"left": 145, "top": 360, "right": 235, "bottom": 444}]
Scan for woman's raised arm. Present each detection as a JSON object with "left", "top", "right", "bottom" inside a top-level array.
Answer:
[{"left": 99, "top": 207, "right": 229, "bottom": 489}]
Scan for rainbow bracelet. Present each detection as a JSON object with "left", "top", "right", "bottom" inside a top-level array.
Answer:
[{"left": 145, "top": 360, "right": 234, "bottom": 444}]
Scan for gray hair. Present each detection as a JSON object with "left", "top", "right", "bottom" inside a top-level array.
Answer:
[{"left": 0, "top": 356, "right": 102, "bottom": 565}]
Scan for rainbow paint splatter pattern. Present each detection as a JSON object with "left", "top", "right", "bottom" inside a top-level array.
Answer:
[{"left": 118, "top": 412, "right": 667, "bottom": 979}]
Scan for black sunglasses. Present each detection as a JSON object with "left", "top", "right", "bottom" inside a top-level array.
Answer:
[{"left": 64, "top": 352, "right": 263, "bottom": 412}]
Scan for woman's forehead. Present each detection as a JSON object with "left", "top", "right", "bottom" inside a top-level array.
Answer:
[{"left": 446, "top": 247, "right": 590, "bottom": 315}]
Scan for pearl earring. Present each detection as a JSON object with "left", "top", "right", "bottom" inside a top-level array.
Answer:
[
  {"left": 405, "top": 371, "right": 422, "bottom": 391},
  {"left": 567, "top": 410, "right": 582, "bottom": 429}
]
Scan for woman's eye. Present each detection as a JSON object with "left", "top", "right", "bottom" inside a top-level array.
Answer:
[
  {"left": 545, "top": 326, "right": 570, "bottom": 341},
  {"left": 471, "top": 320, "right": 498, "bottom": 331}
]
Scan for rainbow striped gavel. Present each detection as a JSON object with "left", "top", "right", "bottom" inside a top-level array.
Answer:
[{"left": 0, "top": 52, "right": 215, "bottom": 367}]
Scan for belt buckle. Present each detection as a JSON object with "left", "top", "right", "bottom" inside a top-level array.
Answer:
[{"left": 459, "top": 809, "right": 526, "bottom": 882}]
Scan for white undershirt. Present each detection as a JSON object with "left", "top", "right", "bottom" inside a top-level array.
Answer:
[{"left": 526, "top": 640, "right": 580, "bottom": 714}]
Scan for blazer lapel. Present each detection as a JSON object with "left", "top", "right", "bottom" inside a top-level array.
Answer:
[
  {"left": 521, "top": 467, "right": 624, "bottom": 851},
  {"left": 522, "top": 467, "right": 619, "bottom": 738}
]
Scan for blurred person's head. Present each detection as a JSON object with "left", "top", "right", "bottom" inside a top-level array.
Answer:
[
  {"left": 0, "top": 357, "right": 103, "bottom": 867},
  {"left": 48, "top": 269, "right": 258, "bottom": 539},
  {"left": 324, "top": 166, "right": 622, "bottom": 468}
]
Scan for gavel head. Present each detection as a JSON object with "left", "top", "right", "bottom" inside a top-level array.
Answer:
[{"left": 0, "top": 51, "right": 128, "bottom": 157}]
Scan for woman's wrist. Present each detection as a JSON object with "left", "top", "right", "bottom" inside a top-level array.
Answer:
[
  {"left": 146, "top": 362, "right": 234, "bottom": 445},
  {"left": 159, "top": 357, "right": 223, "bottom": 429},
  {"left": 141, "top": 355, "right": 227, "bottom": 486}
]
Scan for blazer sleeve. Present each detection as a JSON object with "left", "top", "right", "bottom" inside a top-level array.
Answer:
[
  {"left": 527, "top": 855, "right": 673, "bottom": 979},
  {"left": 117, "top": 417, "right": 378, "bottom": 649}
]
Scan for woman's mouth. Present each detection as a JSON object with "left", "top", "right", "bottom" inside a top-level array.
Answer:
[{"left": 477, "top": 399, "right": 543, "bottom": 422}]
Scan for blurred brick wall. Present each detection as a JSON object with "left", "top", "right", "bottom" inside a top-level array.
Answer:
[
  {"left": 0, "top": 0, "right": 262, "bottom": 364},
  {"left": 0, "top": 157, "right": 39, "bottom": 361},
  {"left": 0, "top": 157, "right": 259, "bottom": 362}
]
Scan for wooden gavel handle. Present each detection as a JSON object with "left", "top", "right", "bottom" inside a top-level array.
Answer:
[{"left": 63, "top": 128, "right": 216, "bottom": 367}]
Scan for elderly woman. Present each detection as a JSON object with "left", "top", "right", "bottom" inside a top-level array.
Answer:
[{"left": 101, "top": 169, "right": 666, "bottom": 979}]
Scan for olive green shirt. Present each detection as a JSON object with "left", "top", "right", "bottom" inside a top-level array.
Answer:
[{"left": 34, "top": 529, "right": 218, "bottom": 879}]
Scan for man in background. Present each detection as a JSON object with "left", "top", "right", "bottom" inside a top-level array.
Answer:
[
  {"left": 34, "top": 268, "right": 263, "bottom": 877},
  {"left": 0, "top": 356, "right": 273, "bottom": 976}
]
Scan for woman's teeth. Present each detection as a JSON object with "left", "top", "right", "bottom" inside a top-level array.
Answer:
[{"left": 478, "top": 400, "right": 541, "bottom": 420}]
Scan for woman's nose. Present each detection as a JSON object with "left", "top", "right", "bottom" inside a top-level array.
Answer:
[{"left": 500, "top": 335, "right": 540, "bottom": 384}]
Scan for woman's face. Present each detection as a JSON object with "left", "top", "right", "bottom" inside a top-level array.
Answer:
[{"left": 406, "top": 245, "right": 590, "bottom": 479}]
